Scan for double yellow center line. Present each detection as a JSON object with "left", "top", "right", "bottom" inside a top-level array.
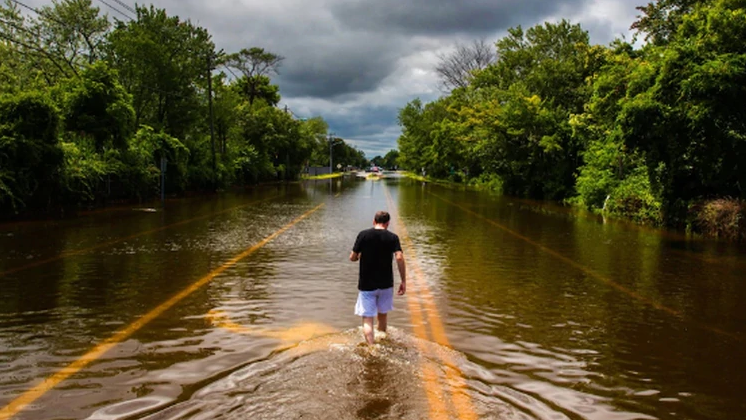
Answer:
[
  {"left": 384, "top": 186, "right": 477, "bottom": 420},
  {"left": 0, "top": 203, "right": 324, "bottom": 420}
]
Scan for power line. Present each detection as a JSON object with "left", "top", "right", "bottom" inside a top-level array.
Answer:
[
  {"left": 8, "top": 0, "right": 69, "bottom": 27},
  {"left": 96, "top": 0, "right": 134, "bottom": 20},
  {"left": 0, "top": 19, "right": 74, "bottom": 76},
  {"left": 221, "top": 64, "right": 240, "bottom": 80},
  {"left": 5, "top": 0, "right": 233, "bottom": 106},
  {"left": 111, "top": 0, "right": 137, "bottom": 16},
  {"left": 6, "top": 0, "right": 196, "bottom": 101}
]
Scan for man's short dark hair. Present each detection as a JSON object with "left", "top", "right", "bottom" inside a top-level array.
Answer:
[{"left": 374, "top": 211, "right": 390, "bottom": 224}]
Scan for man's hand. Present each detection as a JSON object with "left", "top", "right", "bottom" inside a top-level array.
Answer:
[{"left": 394, "top": 251, "right": 406, "bottom": 295}]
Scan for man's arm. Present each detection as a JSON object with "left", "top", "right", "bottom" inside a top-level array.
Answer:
[
  {"left": 349, "top": 251, "right": 360, "bottom": 262},
  {"left": 395, "top": 250, "right": 406, "bottom": 295}
]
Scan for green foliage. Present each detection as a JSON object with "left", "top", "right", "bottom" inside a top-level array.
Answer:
[
  {"left": 615, "top": 0, "right": 746, "bottom": 223},
  {"left": 0, "top": 1, "right": 326, "bottom": 216},
  {"left": 233, "top": 75, "right": 280, "bottom": 107},
  {"left": 105, "top": 5, "right": 214, "bottom": 140},
  {"left": 0, "top": 92, "right": 62, "bottom": 212},
  {"left": 34, "top": 0, "right": 110, "bottom": 69},
  {"left": 55, "top": 61, "right": 135, "bottom": 150},
  {"left": 399, "top": 20, "right": 604, "bottom": 200},
  {"left": 59, "top": 138, "right": 113, "bottom": 203},
  {"left": 397, "top": 97, "right": 458, "bottom": 177},
  {"left": 632, "top": 0, "right": 704, "bottom": 45},
  {"left": 398, "top": 2, "right": 746, "bottom": 235},
  {"left": 119, "top": 126, "right": 189, "bottom": 198},
  {"left": 470, "top": 172, "right": 504, "bottom": 192},
  {"left": 381, "top": 149, "right": 400, "bottom": 169},
  {"left": 604, "top": 168, "right": 662, "bottom": 225},
  {"left": 224, "top": 47, "right": 284, "bottom": 106}
]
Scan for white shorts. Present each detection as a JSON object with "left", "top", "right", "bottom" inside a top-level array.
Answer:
[{"left": 354, "top": 287, "right": 394, "bottom": 317}]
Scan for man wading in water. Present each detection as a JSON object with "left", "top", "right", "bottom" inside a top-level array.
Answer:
[{"left": 350, "top": 211, "right": 407, "bottom": 344}]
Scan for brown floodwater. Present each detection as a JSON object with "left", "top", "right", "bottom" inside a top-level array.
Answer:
[{"left": 0, "top": 176, "right": 744, "bottom": 420}]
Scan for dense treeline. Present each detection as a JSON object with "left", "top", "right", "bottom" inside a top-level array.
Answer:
[
  {"left": 0, "top": 0, "right": 366, "bottom": 216},
  {"left": 397, "top": 0, "right": 746, "bottom": 238}
]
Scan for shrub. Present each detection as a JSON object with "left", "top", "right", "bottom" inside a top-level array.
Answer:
[
  {"left": 470, "top": 172, "right": 504, "bottom": 192},
  {"left": 604, "top": 171, "right": 663, "bottom": 225},
  {"left": 692, "top": 198, "right": 746, "bottom": 241},
  {"left": 0, "top": 92, "right": 62, "bottom": 212}
]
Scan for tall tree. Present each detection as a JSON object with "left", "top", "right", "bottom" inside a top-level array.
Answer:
[
  {"left": 225, "top": 47, "right": 284, "bottom": 106},
  {"left": 232, "top": 74, "right": 280, "bottom": 107},
  {"left": 34, "top": 0, "right": 110, "bottom": 70},
  {"left": 435, "top": 39, "right": 495, "bottom": 91},
  {"left": 0, "top": 92, "right": 62, "bottom": 211},
  {"left": 106, "top": 5, "right": 215, "bottom": 139},
  {"left": 56, "top": 61, "right": 135, "bottom": 151},
  {"left": 0, "top": 0, "right": 72, "bottom": 84},
  {"left": 618, "top": 0, "right": 746, "bottom": 222},
  {"left": 631, "top": 0, "right": 703, "bottom": 45},
  {"left": 469, "top": 20, "right": 605, "bottom": 198}
]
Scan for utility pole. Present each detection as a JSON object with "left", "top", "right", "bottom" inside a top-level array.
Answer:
[
  {"left": 207, "top": 54, "right": 217, "bottom": 191},
  {"left": 329, "top": 133, "right": 334, "bottom": 175}
]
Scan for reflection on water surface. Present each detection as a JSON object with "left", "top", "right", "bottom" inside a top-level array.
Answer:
[{"left": 1, "top": 178, "right": 744, "bottom": 420}]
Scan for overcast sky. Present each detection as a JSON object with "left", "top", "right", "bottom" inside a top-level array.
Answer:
[{"left": 30, "top": 0, "right": 643, "bottom": 158}]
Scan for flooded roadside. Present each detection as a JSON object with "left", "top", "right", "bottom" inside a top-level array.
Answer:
[{"left": 1, "top": 178, "right": 745, "bottom": 419}]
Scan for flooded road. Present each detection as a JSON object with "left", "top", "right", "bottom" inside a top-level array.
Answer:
[{"left": 1, "top": 176, "right": 745, "bottom": 420}]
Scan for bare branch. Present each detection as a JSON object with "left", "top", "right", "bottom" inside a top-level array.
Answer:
[{"left": 435, "top": 38, "right": 496, "bottom": 92}]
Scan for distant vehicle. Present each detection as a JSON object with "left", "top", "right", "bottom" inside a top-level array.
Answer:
[{"left": 368, "top": 166, "right": 380, "bottom": 173}]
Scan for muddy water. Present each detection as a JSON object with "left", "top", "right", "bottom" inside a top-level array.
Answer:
[{"left": 0, "top": 177, "right": 745, "bottom": 420}]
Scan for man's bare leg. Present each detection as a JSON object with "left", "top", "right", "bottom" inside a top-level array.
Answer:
[
  {"left": 362, "top": 316, "right": 375, "bottom": 344},
  {"left": 377, "top": 313, "right": 388, "bottom": 333}
]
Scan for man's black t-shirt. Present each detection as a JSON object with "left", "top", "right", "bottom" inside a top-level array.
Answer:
[{"left": 352, "top": 228, "right": 402, "bottom": 291}]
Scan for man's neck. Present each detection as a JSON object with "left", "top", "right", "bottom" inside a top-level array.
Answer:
[{"left": 373, "top": 224, "right": 387, "bottom": 230}]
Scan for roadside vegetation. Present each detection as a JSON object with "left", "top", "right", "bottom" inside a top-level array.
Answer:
[
  {"left": 0, "top": 0, "right": 367, "bottom": 217},
  {"left": 396, "top": 0, "right": 746, "bottom": 239}
]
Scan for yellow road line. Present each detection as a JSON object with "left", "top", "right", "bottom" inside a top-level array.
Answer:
[
  {"left": 0, "top": 195, "right": 279, "bottom": 279},
  {"left": 205, "top": 310, "right": 337, "bottom": 343},
  {"left": 429, "top": 191, "right": 742, "bottom": 341},
  {"left": 0, "top": 203, "right": 324, "bottom": 420},
  {"left": 384, "top": 186, "right": 478, "bottom": 420}
]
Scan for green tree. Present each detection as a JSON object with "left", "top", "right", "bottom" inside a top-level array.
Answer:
[
  {"left": 0, "top": 92, "right": 62, "bottom": 212},
  {"left": 232, "top": 74, "right": 280, "bottom": 107},
  {"left": 106, "top": 5, "right": 215, "bottom": 140},
  {"left": 569, "top": 41, "right": 661, "bottom": 223},
  {"left": 55, "top": 61, "right": 135, "bottom": 151},
  {"left": 225, "top": 47, "right": 284, "bottom": 107},
  {"left": 0, "top": 0, "right": 73, "bottom": 85},
  {"left": 617, "top": 0, "right": 746, "bottom": 223},
  {"left": 33, "top": 0, "right": 110, "bottom": 71},
  {"left": 382, "top": 149, "right": 400, "bottom": 169},
  {"left": 631, "top": 0, "right": 704, "bottom": 45},
  {"left": 397, "top": 98, "right": 455, "bottom": 176},
  {"left": 462, "top": 21, "right": 605, "bottom": 198}
]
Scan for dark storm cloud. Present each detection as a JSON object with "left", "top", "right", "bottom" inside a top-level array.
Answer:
[
  {"left": 273, "top": 37, "right": 405, "bottom": 98},
  {"left": 139, "top": 0, "right": 416, "bottom": 99},
  {"left": 331, "top": 0, "right": 593, "bottom": 36},
  {"left": 21, "top": 0, "right": 638, "bottom": 157}
]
